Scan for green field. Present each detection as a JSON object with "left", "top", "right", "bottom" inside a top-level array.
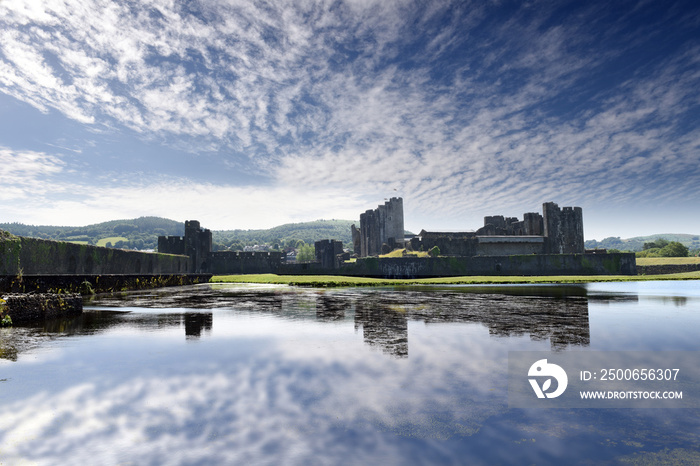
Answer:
[
  {"left": 379, "top": 248, "right": 430, "bottom": 258},
  {"left": 96, "top": 236, "right": 129, "bottom": 247},
  {"left": 211, "top": 271, "right": 700, "bottom": 287},
  {"left": 636, "top": 257, "right": 700, "bottom": 266}
]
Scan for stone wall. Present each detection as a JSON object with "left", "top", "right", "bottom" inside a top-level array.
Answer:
[
  {"left": 543, "top": 202, "right": 584, "bottom": 254},
  {"left": 636, "top": 263, "right": 700, "bottom": 275},
  {"left": 3, "top": 236, "right": 189, "bottom": 276},
  {"left": 278, "top": 252, "right": 636, "bottom": 278},
  {"left": 208, "top": 251, "right": 283, "bottom": 275},
  {"left": 475, "top": 236, "right": 545, "bottom": 256},
  {"left": 418, "top": 202, "right": 583, "bottom": 257},
  {"left": 477, "top": 212, "right": 544, "bottom": 236},
  {"left": 417, "top": 232, "right": 478, "bottom": 256},
  {"left": 339, "top": 252, "right": 636, "bottom": 278},
  {"left": 0, "top": 232, "right": 21, "bottom": 275},
  {"left": 356, "top": 197, "right": 404, "bottom": 256},
  {"left": 158, "top": 220, "right": 212, "bottom": 273},
  {"left": 185, "top": 220, "right": 212, "bottom": 273},
  {"left": 315, "top": 240, "right": 343, "bottom": 269},
  {"left": 158, "top": 236, "right": 185, "bottom": 255}
]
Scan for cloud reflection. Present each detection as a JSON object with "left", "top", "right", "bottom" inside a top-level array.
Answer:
[{"left": 1, "top": 283, "right": 698, "bottom": 464}]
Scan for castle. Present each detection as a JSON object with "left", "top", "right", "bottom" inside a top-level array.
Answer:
[
  {"left": 352, "top": 197, "right": 405, "bottom": 256},
  {"left": 153, "top": 198, "right": 635, "bottom": 278},
  {"left": 350, "top": 198, "right": 583, "bottom": 258},
  {"left": 0, "top": 198, "right": 635, "bottom": 292},
  {"left": 158, "top": 220, "right": 282, "bottom": 275},
  {"left": 415, "top": 201, "right": 584, "bottom": 257}
]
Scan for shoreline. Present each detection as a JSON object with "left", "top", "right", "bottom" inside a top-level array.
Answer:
[{"left": 211, "top": 271, "right": 700, "bottom": 287}]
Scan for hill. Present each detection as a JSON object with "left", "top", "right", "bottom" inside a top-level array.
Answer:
[
  {"left": 0, "top": 217, "right": 183, "bottom": 250},
  {"left": 0, "top": 217, "right": 360, "bottom": 251},
  {"left": 213, "top": 220, "right": 357, "bottom": 250},
  {"left": 585, "top": 234, "right": 700, "bottom": 253}
]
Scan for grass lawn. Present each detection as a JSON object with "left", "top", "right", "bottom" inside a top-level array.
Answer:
[
  {"left": 379, "top": 249, "right": 430, "bottom": 258},
  {"left": 211, "top": 271, "right": 700, "bottom": 287},
  {"left": 96, "top": 236, "right": 128, "bottom": 247},
  {"left": 636, "top": 257, "right": 700, "bottom": 266}
]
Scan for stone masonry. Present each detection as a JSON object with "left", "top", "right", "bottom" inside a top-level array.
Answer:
[
  {"left": 158, "top": 220, "right": 212, "bottom": 273},
  {"left": 355, "top": 197, "right": 405, "bottom": 257},
  {"left": 418, "top": 202, "right": 584, "bottom": 256}
]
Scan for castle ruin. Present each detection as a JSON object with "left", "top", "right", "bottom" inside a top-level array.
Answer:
[
  {"left": 403, "top": 201, "right": 584, "bottom": 257},
  {"left": 352, "top": 197, "right": 405, "bottom": 257},
  {"left": 149, "top": 199, "right": 632, "bottom": 278},
  {"left": 158, "top": 220, "right": 212, "bottom": 273}
]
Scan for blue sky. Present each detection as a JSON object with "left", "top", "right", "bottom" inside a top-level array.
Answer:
[{"left": 1, "top": 0, "right": 699, "bottom": 240}]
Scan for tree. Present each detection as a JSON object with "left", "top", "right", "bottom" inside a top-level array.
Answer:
[
  {"left": 296, "top": 244, "right": 315, "bottom": 262},
  {"left": 643, "top": 238, "right": 669, "bottom": 250},
  {"left": 113, "top": 224, "right": 138, "bottom": 235},
  {"left": 658, "top": 241, "right": 689, "bottom": 257}
]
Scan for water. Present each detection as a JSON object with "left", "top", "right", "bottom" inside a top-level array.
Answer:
[{"left": 1, "top": 281, "right": 699, "bottom": 465}]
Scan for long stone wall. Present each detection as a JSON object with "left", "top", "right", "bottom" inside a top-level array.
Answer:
[
  {"left": 636, "top": 263, "right": 700, "bottom": 275},
  {"left": 208, "top": 251, "right": 284, "bottom": 275},
  {"left": 1, "top": 235, "right": 189, "bottom": 275},
  {"left": 475, "top": 236, "right": 545, "bottom": 256},
  {"left": 281, "top": 253, "right": 637, "bottom": 278}
]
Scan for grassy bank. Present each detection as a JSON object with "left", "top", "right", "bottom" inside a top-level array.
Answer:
[
  {"left": 211, "top": 271, "right": 700, "bottom": 287},
  {"left": 636, "top": 257, "right": 700, "bottom": 266}
]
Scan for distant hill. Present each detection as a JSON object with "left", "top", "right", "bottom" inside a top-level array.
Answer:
[
  {"left": 0, "top": 217, "right": 184, "bottom": 251},
  {"left": 213, "top": 219, "right": 358, "bottom": 250},
  {"left": 0, "top": 217, "right": 360, "bottom": 251},
  {"left": 585, "top": 234, "right": 700, "bottom": 252},
  {"left": 3, "top": 217, "right": 697, "bottom": 254}
]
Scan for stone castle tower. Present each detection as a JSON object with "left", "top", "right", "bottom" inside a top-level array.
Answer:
[
  {"left": 157, "top": 220, "right": 212, "bottom": 273},
  {"left": 354, "top": 197, "right": 405, "bottom": 257},
  {"left": 543, "top": 202, "right": 584, "bottom": 254}
]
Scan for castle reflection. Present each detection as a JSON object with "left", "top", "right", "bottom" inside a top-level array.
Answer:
[
  {"left": 349, "top": 289, "right": 595, "bottom": 358},
  {"left": 1, "top": 284, "right": 645, "bottom": 361},
  {"left": 185, "top": 313, "right": 212, "bottom": 339}
]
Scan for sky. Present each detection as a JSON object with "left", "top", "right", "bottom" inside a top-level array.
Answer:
[{"left": 1, "top": 0, "right": 699, "bottom": 240}]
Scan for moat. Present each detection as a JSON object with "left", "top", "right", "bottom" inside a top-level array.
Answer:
[{"left": 1, "top": 281, "right": 699, "bottom": 464}]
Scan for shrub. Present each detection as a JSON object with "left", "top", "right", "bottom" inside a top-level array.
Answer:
[{"left": 658, "top": 241, "right": 689, "bottom": 258}]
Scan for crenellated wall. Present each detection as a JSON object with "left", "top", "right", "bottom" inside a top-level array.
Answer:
[{"left": 159, "top": 220, "right": 211, "bottom": 273}]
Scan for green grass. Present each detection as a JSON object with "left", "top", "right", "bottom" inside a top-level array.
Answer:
[
  {"left": 379, "top": 248, "right": 430, "bottom": 258},
  {"left": 211, "top": 271, "right": 700, "bottom": 287},
  {"left": 96, "top": 236, "right": 128, "bottom": 247},
  {"left": 636, "top": 257, "right": 700, "bottom": 266}
]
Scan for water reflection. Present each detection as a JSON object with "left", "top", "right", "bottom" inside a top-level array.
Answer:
[
  {"left": 0, "top": 282, "right": 699, "bottom": 465},
  {"left": 2, "top": 284, "right": 601, "bottom": 361},
  {"left": 185, "top": 313, "right": 213, "bottom": 339}
]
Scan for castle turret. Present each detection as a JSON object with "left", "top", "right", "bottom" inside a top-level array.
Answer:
[
  {"left": 543, "top": 203, "right": 584, "bottom": 254},
  {"left": 357, "top": 197, "right": 404, "bottom": 257}
]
